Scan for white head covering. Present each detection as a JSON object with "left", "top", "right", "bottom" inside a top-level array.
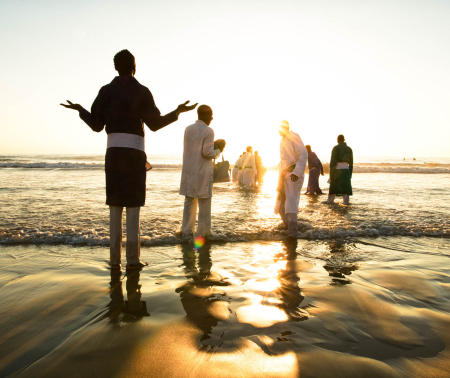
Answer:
[{"left": 279, "top": 120, "right": 290, "bottom": 135}]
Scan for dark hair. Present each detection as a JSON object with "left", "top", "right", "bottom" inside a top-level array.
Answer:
[
  {"left": 114, "top": 50, "right": 136, "bottom": 75},
  {"left": 305, "top": 145, "right": 311, "bottom": 151},
  {"left": 197, "top": 104, "right": 212, "bottom": 117},
  {"left": 337, "top": 134, "right": 345, "bottom": 143}
]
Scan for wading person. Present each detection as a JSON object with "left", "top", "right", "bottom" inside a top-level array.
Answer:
[
  {"left": 275, "top": 121, "right": 307, "bottom": 238},
  {"left": 327, "top": 134, "right": 353, "bottom": 205},
  {"left": 61, "top": 49, "right": 197, "bottom": 269},
  {"left": 179, "top": 105, "right": 225, "bottom": 242},
  {"left": 305, "top": 145, "right": 324, "bottom": 195},
  {"left": 239, "top": 146, "right": 257, "bottom": 188}
]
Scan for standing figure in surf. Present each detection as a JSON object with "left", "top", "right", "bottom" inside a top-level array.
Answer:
[
  {"left": 61, "top": 49, "right": 197, "bottom": 269},
  {"left": 326, "top": 134, "right": 353, "bottom": 205},
  {"left": 275, "top": 120, "right": 307, "bottom": 238},
  {"left": 239, "top": 146, "right": 257, "bottom": 188},
  {"left": 179, "top": 105, "right": 225, "bottom": 241},
  {"left": 305, "top": 145, "right": 324, "bottom": 195}
]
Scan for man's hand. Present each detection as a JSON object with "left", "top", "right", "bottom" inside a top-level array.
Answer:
[
  {"left": 214, "top": 139, "right": 226, "bottom": 152},
  {"left": 176, "top": 100, "right": 198, "bottom": 114},
  {"left": 60, "top": 100, "right": 83, "bottom": 112},
  {"left": 291, "top": 174, "right": 299, "bottom": 182}
]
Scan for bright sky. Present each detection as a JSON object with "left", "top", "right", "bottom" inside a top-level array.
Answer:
[{"left": 1, "top": 0, "right": 449, "bottom": 165}]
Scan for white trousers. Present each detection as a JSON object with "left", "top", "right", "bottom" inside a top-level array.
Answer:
[
  {"left": 283, "top": 174, "right": 304, "bottom": 214},
  {"left": 182, "top": 197, "right": 212, "bottom": 237},
  {"left": 110, "top": 206, "right": 140, "bottom": 266},
  {"left": 280, "top": 174, "right": 304, "bottom": 238}
]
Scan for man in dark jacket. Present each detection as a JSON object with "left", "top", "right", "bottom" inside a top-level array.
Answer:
[
  {"left": 327, "top": 134, "right": 353, "bottom": 205},
  {"left": 61, "top": 49, "right": 197, "bottom": 269}
]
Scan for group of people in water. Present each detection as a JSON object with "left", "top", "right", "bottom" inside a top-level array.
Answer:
[
  {"left": 61, "top": 49, "right": 353, "bottom": 270},
  {"left": 231, "top": 146, "right": 265, "bottom": 187}
]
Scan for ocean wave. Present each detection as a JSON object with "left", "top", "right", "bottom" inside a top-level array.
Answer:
[
  {"left": 1, "top": 226, "right": 447, "bottom": 246},
  {"left": 2, "top": 159, "right": 449, "bottom": 173},
  {"left": 0, "top": 162, "right": 182, "bottom": 170}
]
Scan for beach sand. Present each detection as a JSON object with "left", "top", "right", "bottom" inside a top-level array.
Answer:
[{"left": 1, "top": 238, "right": 449, "bottom": 377}]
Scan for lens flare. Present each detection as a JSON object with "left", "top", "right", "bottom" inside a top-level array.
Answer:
[{"left": 193, "top": 235, "right": 205, "bottom": 249}]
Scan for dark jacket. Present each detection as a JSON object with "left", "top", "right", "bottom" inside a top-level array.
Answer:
[
  {"left": 79, "top": 76, "right": 178, "bottom": 136},
  {"left": 330, "top": 142, "right": 353, "bottom": 177}
]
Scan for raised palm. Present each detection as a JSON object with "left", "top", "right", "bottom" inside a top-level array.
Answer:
[
  {"left": 60, "top": 100, "right": 83, "bottom": 111},
  {"left": 177, "top": 100, "right": 198, "bottom": 113}
]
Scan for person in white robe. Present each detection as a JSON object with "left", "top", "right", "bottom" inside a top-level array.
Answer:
[
  {"left": 275, "top": 120, "right": 307, "bottom": 238},
  {"left": 232, "top": 154, "right": 243, "bottom": 182},
  {"left": 239, "top": 146, "right": 257, "bottom": 187},
  {"left": 180, "top": 105, "right": 225, "bottom": 240}
]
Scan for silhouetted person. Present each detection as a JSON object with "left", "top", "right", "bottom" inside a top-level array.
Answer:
[
  {"left": 305, "top": 145, "right": 324, "bottom": 195},
  {"left": 61, "top": 49, "right": 197, "bottom": 269},
  {"left": 327, "top": 134, "right": 353, "bottom": 205},
  {"left": 179, "top": 105, "right": 225, "bottom": 241}
]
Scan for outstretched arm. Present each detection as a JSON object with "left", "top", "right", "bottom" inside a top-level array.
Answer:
[
  {"left": 141, "top": 88, "right": 197, "bottom": 132},
  {"left": 60, "top": 88, "right": 106, "bottom": 132}
]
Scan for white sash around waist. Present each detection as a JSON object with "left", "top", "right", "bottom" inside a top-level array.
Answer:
[
  {"left": 336, "top": 162, "right": 349, "bottom": 169},
  {"left": 107, "top": 133, "right": 145, "bottom": 152}
]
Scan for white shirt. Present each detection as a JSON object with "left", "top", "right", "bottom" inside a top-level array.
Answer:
[
  {"left": 179, "top": 120, "right": 220, "bottom": 198},
  {"left": 280, "top": 131, "right": 307, "bottom": 178}
]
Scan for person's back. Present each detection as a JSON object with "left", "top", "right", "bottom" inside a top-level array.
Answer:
[
  {"left": 327, "top": 134, "right": 353, "bottom": 205},
  {"left": 60, "top": 49, "right": 197, "bottom": 269},
  {"left": 97, "top": 77, "right": 150, "bottom": 135},
  {"left": 180, "top": 121, "right": 215, "bottom": 198},
  {"left": 239, "top": 147, "right": 257, "bottom": 187}
]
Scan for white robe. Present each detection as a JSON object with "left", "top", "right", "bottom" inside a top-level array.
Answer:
[
  {"left": 232, "top": 156, "right": 242, "bottom": 182},
  {"left": 278, "top": 131, "right": 307, "bottom": 214},
  {"left": 179, "top": 120, "right": 220, "bottom": 198},
  {"left": 239, "top": 152, "right": 257, "bottom": 187}
]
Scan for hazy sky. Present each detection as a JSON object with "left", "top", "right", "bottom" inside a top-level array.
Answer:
[{"left": 1, "top": 0, "right": 449, "bottom": 164}]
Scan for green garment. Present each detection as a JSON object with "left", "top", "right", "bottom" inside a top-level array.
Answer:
[{"left": 329, "top": 142, "right": 353, "bottom": 195}]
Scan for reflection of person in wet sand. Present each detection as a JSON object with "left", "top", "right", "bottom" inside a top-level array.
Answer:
[
  {"left": 106, "top": 269, "right": 149, "bottom": 323},
  {"left": 176, "top": 242, "right": 230, "bottom": 343},
  {"left": 276, "top": 239, "right": 308, "bottom": 320},
  {"left": 323, "top": 240, "right": 358, "bottom": 285}
]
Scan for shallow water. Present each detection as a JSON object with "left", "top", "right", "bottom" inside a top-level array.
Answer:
[
  {"left": 0, "top": 238, "right": 449, "bottom": 377},
  {"left": 0, "top": 155, "right": 449, "bottom": 246}
]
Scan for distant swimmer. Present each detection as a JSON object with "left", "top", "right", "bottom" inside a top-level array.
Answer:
[
  {"left": 239, "top": 146, "right": 257, "bottom": 188},
  {"left": 60, "top": 49, "right": 197, "bottom": 270},
  {"left": 305, "top": 145, "right": 324, "bottom": 195},
  {"left": 275, "top": 121, "right": 307, "bottom": 238},
  {"left": 326, "top": 134, "right": 353, "bottom": 205}
]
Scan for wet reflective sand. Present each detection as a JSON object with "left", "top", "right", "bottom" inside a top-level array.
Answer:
[{"left": 0, "top": 238, "right": 449, "bottom": 377}]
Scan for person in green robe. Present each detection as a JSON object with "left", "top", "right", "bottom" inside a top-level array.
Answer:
[{"left": 327, "top": 134, "right": 353, "bottom": 205}]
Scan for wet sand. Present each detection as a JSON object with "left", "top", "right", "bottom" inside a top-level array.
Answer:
[{"left": 0, "top": 238, "right": 449, "bottom": 377}]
